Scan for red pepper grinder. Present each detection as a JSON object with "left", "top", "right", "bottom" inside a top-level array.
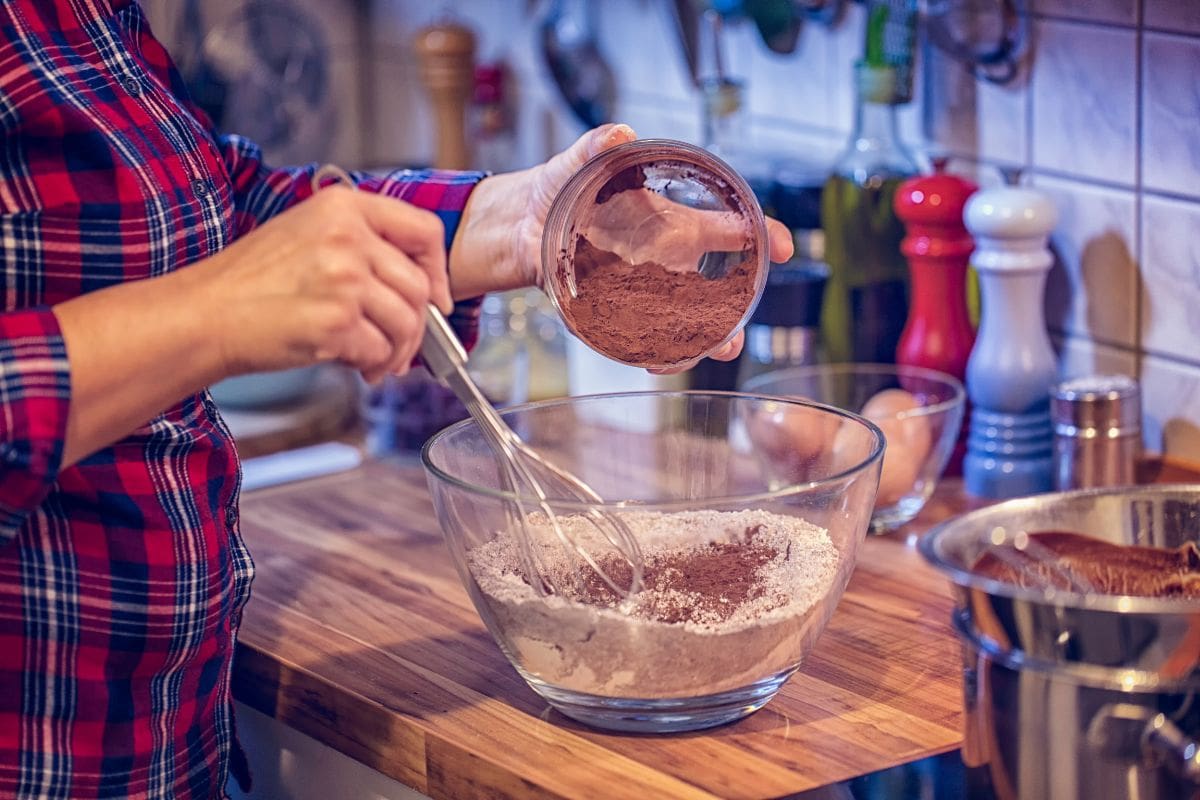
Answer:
[{"left": 894, "top": 159, "right": 978, "bottom": 475}]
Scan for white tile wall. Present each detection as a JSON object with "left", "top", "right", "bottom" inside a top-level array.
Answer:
[
  {"left": 1144, "top": 0, "right": 1200, "bottom": 35},
  {"left": 1140, "top": 194, "right": 1200, "bottom": 361},
  {"left": 923, "top": 45, "right": 1028, "bottom": 166},
  {"left": 1035, "top": 175, "right": 1139, "bottom": 347},
  {"left": 1053, "top": 334, "right": 1138, "bottom": 380},
  {"left": 1142, "top": 32, "right": 1200, "bottom": 199},
  {"left": 1031, "top": 20, "right": 1137, "bottom": 186},
  {"left": 1141, "top": 356, "right": 1200, "bottom": 456},
  {"left": 1033, "top": 0, "right": 1138, "bottom": 26}
]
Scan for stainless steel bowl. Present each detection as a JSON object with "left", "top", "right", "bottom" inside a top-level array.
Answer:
[{"left": 920, "top": 485, "right": 1200, "bottom": 800}]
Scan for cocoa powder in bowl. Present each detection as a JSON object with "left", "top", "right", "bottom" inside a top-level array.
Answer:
[
  {"left": 561, "top": 236, "right": 759, "bottom": 366},
  {"left": 545, "top": 145, "right": 767, "bottom": 368}
]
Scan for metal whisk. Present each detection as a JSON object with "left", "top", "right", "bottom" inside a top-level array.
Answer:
[
  {"left": 311, "top": 166, "right": 644, "bottom": 599},
  {"left": 421, "top": 311, "right": 643, "bottom": 598}
]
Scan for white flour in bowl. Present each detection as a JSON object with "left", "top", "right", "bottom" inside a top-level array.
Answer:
[{"left": 467, "top": 509, "right": 840, "bottom": 698}]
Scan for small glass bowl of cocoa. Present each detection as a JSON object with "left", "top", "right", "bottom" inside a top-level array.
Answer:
[
  {"left": 743, "top": 364, "right": 967, "bottom": 531},
  {"left": 540, "top": 139, "right": 770, "bottom": 370},
  {"left": 422, "top": 391, "right": 884, "bottom": 733}
]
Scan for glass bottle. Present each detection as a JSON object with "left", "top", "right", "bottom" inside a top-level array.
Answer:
[
  {"left": 735, "top": 231, "right": 829, "bottom": 388},
  {"left": 820, "top": 7, "right": 919, "bottom": 364},
  {"left": 469, "top": 63, "right": 515, "bottom": 173},
  {"left": 699, "top": 78, "right": 774, "bottom": 207}
]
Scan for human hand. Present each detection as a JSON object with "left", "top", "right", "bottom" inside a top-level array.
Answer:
[
  {"left": 449, "top": 123, "right": 795, "bottom": 367},
  {"left": 648, "top": 216, "right": 795, "bottom": 373},
  {"left": 200, "top": 186, "right": 452, "bottom": 383},
  {"left": 583, "top": 188, "right": 752, "bottom": 274},
  {"left": 447, "top": 124, "right": 639, "bottom": 299}
]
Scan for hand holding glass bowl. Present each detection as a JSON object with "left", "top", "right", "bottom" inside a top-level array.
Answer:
[
  {"left": 540, "top": 139, "right": 772, "bottom": 371},
  {"left": 742, "top": 364, "right": 966, "bottom": 531}
]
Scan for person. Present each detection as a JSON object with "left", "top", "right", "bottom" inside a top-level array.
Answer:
[{"left": 0, "top": 1, "right": 793, "bottom": 798}]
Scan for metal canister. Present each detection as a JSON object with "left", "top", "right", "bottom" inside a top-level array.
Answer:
[{"left": 1050, "top": 374, "right": 1141, "bottom": 490}]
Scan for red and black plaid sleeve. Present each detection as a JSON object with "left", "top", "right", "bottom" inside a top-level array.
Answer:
[
  {"left": 0, "top": 1, "right": 489, "bottom": 798},
  {"left": 0, "top": 308, "right": 70, "bottom": 542}
]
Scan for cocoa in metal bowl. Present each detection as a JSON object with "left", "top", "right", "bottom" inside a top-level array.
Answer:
[{"left": 920, "top": 485, "right": 1200, "bottom": 800}]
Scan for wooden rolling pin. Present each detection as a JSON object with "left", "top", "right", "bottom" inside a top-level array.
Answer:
[{"left": 413, "top": 21, "right": 476, "bottom": 170}]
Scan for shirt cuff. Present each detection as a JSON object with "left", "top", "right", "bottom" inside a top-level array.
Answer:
[
  {"left": 0, "top": 307, "right": 72, "bottom": 541},
  {"left": 360, "top": 169, "right": 488, "bottom": 251},
  {"left": 360, "top": 169, "right": 489, "bottom": 351}
]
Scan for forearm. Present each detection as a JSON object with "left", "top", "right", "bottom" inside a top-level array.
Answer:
[
  {"left": 448, "top": 170, "right": 532, "bottom": 299},
  {"left": 52, "top": 266, "right": 228, "bottom": 468}
]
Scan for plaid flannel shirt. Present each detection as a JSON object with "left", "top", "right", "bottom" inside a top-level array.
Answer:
[{"left": 0, "top": 1, "right": 484, "bottom": 797}]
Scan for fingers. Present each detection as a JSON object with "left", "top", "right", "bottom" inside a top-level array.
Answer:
[
  {"left": 363, "top": 236, "right": 432, "bottom": 375},
  {"left": 337, "top": 317, "right": 393, "bottom": 380},
  {"left": 695, "top": 213, "right": 791, "bottom": 260},
  {"left": 588, "top": 123, "right": 637, "bottom": 159},
  {"left": 694, "top": 209, "right": 753, "bottom": 253},
  {"left": 766, "top": 218, "right": 795, "bottom": 264},
  {"left": 545, "top": 124, "right": 639, "bottom": 183},
  {"left": 645, "top": 330, "right": 745, "bottom": 375},
  {"left": 353, "top": 191, "right": 452, "bottom": 313},
  {"left": 360, "top": 283, "right": 423, "bottom": 377},
  {"left": 710, "top": 330, "right": 745, "bottom": 362}
]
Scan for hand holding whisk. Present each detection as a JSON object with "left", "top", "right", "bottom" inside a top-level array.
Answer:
[{"left": 311, "top": 165, "right": 645, "bottom": 600}]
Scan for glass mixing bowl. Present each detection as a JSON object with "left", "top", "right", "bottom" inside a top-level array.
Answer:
[
  {"left": 744, "top": 364, "right": 965, "bottom": 531},
  {"left": 422, "top": 391, "right": 883, "bottom": 733}
]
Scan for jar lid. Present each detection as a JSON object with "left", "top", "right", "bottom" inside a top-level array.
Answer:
[
  {"left": 541, "top": 139, "right": 769, "bottom": 369},
  {"left": 1050, "top": 374, "right": 1141, "bottom": 433}
]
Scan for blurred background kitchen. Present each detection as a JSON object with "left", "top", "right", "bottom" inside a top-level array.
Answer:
[{"left": 138, "top": 0, "right": 1200, "bottom": 463}]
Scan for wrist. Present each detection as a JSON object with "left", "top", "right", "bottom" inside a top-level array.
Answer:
[
  {"left": 449, "top": 169, "right": 535, "bottom": 299},
  {"left": 183, "top": 253, "right": 245, "bottom": 383}
]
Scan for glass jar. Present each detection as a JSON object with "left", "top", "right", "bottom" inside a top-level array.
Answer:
[{"left": 541, "top": 139, "right": 769, "bottom": 371}]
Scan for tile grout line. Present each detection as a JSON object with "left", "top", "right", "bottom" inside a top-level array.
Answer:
[
  {"left": 1025, "top": 15, "right": 1034, "bottom": 182},
  {"left": 1134, "top": 0, "right": 1146, "bottom": 382},
  {"left": 1028, "top": 12, "right": 1200, "bottom": 38}
]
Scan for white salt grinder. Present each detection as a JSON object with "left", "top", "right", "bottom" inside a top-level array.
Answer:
[{"left": 962, "top": 185, "right": 1060, "bottom": 498}]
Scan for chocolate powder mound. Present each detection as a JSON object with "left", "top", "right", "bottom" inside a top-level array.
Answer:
[
  {"left": 568, "top": 525, "right": 780, "bottom": 625},
  {"left": 561, "top": 235, "right": 757, "bottom": 365},
  {"left": 972, "top": 531, "right": 1200, "bottom": 598}
]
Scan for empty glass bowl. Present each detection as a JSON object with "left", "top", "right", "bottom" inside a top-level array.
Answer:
[
  {"left": 422, "top": 391, "right": 883, "bottom": 733},
  {"left": 743, "top": 364, "right": 966, "bottom": 530}
]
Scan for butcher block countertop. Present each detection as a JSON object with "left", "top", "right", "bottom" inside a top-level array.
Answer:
[{"left": 230, "top": 456, "right": 1200, "bottom": 800}]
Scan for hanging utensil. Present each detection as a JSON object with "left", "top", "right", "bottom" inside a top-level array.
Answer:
[
  {"left": 925, "top": 0, "right": 1029, "bottom": 85},
  {"left": 540, "top": 0, "right": 616, "bottom": 128}
]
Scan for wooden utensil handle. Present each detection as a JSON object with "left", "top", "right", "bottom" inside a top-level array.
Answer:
[{"left": 414, "top": 21, "right": 476, "bottom": 170}]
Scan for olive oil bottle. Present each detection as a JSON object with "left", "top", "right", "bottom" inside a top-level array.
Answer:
[{"left": 820, "top": 1, "right": 919, "bottom": 364}]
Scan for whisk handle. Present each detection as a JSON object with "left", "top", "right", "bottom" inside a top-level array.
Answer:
[
  {"left": 420, "top": 304, "right": 469, "bottom": 382},
  {"left": 419, "top": 305, "right": 510, "bottom": 444}
]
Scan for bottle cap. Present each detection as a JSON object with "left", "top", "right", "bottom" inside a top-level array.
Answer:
[
  {"left": 964, "top": 186, "right": 1058, "bottom": 241},
  {"left": 473, "top": 64, "right": 504, "bottom": 105},
  {"left": 1050, "top": 374, "right": 1141, "bottom": 435},
  {"left": 855, "top": 62, "right": 900, "bottom": 104},
  {"left": 895, "top": 171, "right": 978, "bottom": 228}
]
